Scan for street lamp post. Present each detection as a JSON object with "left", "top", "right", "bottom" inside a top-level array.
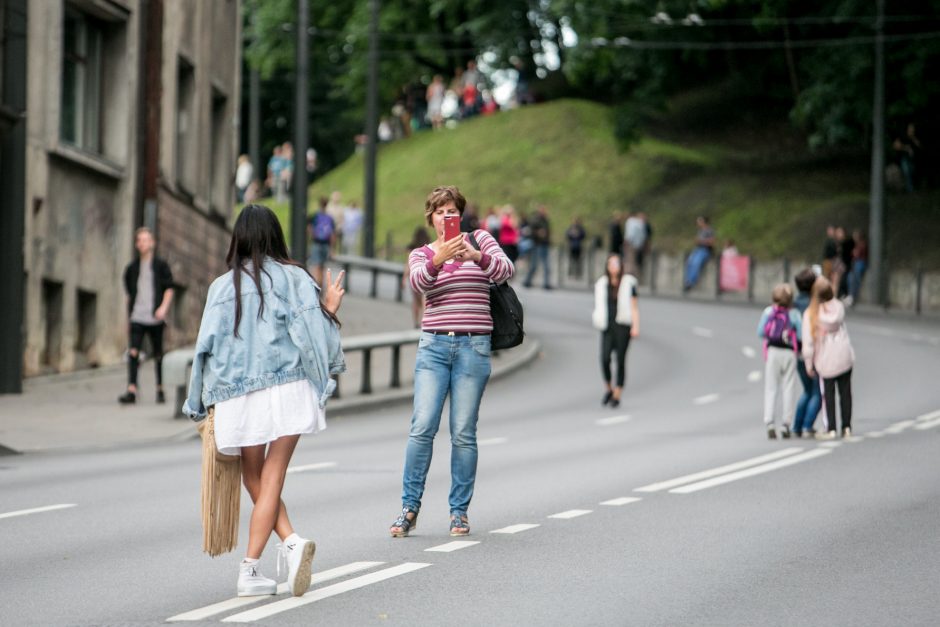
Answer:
[
  {"left": 291, "top": 0, "right": 310, "bottom": 263},
  {"left": 363, "top": 0, "right": 380, "bottom": 258},
  {"left": 868, "top": 0, "right": 885, "bottom": 306}
]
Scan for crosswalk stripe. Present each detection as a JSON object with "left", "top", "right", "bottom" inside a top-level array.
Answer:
[
  {"left": 885, "top": 419, "right": 916, "bottom": 434},
  {"left": 634, "top": 448, "right": 803, "bottom": 492},
  {"left": 286, "top": 462, "right": 337, "bottom": 474},
  {"left": 166, "top": 561, "right": 384, "bottom": 621},
  {"left": 914, "top": 417, "right": 940, "bottom": 431},
  {"left": 222, "top": 563, "right": 431, "bottom": 622},
  {"left": 0, "top": 503, "right": 76, "bottom": 520},
  {"left": 548, "top": 509, "right": 592, "bottom": 519},
  {"left": 693, "top": 393, "right": 720, "bottom": 405},
  {"left": 670, "top": 448, "right": 833, "bottom": 494},
  {"left": 595, "top": 414, "right": 631, "bottom": 427},
  {"left": 915, "top": 409, "right": 940, "bottom": 422},
  {"left": 425, "top": 541, "right": 479, "bottom": 552},
  {"left": 600, "top": 497, "right": 642, "bottom": 506},
  {"left": 491, "top": 524, "right": 540, "bottom": 534}
]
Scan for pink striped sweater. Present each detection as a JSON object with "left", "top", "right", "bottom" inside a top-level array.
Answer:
[{"left": 409, "top": 229, "right": 514, "bottom": 333}]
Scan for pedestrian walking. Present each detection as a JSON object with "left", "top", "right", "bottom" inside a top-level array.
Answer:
[
  {"left": 118, "top": 227, "right": 174, "bottom": 405},
  {"left": 565, "top": 216, "right": 586, "bottom": 278},
  {"left": 523, "top": 204, "right": 552, "bottom": 289},
  {"left": 389, "top": 186, "right": 514, "bottom": 538},
  {"left": 608, "top": 212, "right": 624, "bottom": 256},
  {"left": 683, "top": 216, "right": 715, "bottom": 291},
  {"left": 342, "top": 201, "right": 363, "bottom": 256},
  {"left": 821, "top": 225, "right": 838, "bottom": 282},
  {"left": 497, "top": 204, "right": 521, "bottom": 262},
  {"left": 235, "top": 155, "right": 253, "bottom": 203},
  {"left": 792, "top": 269, "right": 822, "bottom": 437},
  {"left": 623, "top": 211, "right": 647, "bottom": 275},
  {"left": 757, "top": 283, "right": 802, "bottom": 439},
  {"left": 307, "top": 197, "right": 336, "bottom": 287},
  {"left": 802, "top": 276, "right": 855, "bottom": 439},
  {"left": 847, "top": 230, "right": 868, "bottom": 306},
  {"left": 183, "top": 204, "right": 346, "bottom": 597},
  {"left": 592, "top": 254, "right": 640, "bottom": 409}
]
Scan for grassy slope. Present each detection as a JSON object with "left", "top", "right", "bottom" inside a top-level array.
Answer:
[{"left": 271, "top": 98, "right": 937, "bottom": 268}]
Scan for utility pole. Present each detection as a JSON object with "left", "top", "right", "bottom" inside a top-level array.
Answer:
[
  {"left": 291, "top": 0, "right": 309, "bottom": 262},
  {"left": 249, "top": 69, "right": 261, "bottom": 187},
  {"left": 363, "top": 0, "right": 380, "bottom": 258},
  {"left": 868, "top": 0, "right": 885, "bottom": 306},
  {"left": 0, "top": 0, "right": 28, "bottom": 394}
]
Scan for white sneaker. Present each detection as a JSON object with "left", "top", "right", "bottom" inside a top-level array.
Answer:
[
  {"left": 237, "top": 561, "right": 277, "bottom": 597},
  {"left": 816, "top": 430, "right": 837, "bottom": 440},
  {"left": 285, "top": 537, "right": 316, "bottom": 597}
]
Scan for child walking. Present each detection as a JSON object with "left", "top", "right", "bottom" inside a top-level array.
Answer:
[
  {"left": 184, "top": 205, "right": 346, "bottom": 597},
  {"left": 802, "top": 276, "right": 855, "bottom": 439},
  {"left": 757, "top": 283, "right": 802, "bottom": 439}
]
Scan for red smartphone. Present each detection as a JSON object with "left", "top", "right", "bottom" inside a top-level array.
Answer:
[{"left": 443, "top": 215, "right": 461, "bottom": 241}]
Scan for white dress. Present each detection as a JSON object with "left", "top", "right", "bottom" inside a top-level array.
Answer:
[{"left": 213, "top": 379, "right": 326, "bottom": 456}]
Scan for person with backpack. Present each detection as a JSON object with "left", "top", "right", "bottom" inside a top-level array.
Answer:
[
  {"left": 802, "top": 276, "right": 855, "bottom": 439},
  {"left": 792, "top": 269, "right": 822, "bottom": 437},
  {"left": 389, "top": 186, "right": 514, "bottom": 539},
  {"left": 307, "top": 197, "right": 336, "bottom": 286},
  {"left": 593, "top": 254, "right": 640, "bottom": 409},
  {"left": 757, "top": 283, "right": 802, "bottom": 439}
]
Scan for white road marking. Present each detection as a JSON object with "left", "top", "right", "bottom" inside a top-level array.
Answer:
[
  {"left": 916, "top": 409, "right": 940, "bottom": 422},
  {"left": 741, "top": 346, "right": 757, "bottom": 359},
  {"left": 595, "top": 414, "right": 631, "bottom": 427},
  {"left": 222, "top": 563, "right": 431, "bottom": 622},
  {"left": 0, "top": 503, "right": 76, "bottom": 520},
  {"left": 866, "top": 431, "right": 886, "bottom": 438},
  {"left": 635, "top": 448, "right": 803, "bottom": 493},
  {"left": 478, "top": 437, "right": 509, "bottom": 446},
  {"left": 844, "top": 435, "right": 865, "bottom": 443},
  {"left": 490, "top": 524, "right": 540, "bottom": 534},
  {"left": 600, "top": 497, "right": 642, "bottom": 506},
  {"left": 167, "top": 562, "right": 384, "bottom": 622},
  {"left": 425, "top": 541, "right": 480, "bottom": 553},
  {"left": 693, "top": 393, "right": 721, "bottom": 405},
  {"left": 548, "top": 509, "right": 593, "bottom": 519},
  {"left": 885, "top": 419, "right": 916, "bottom": 434},
  {"left": 670, "top": 448, "right": 833, "bottom": 494},
  {"left": 286, "top": 462, "right": 337, "bottom": 474},
  {"left": 818, "top": 441, "right": 841, "bottom": 448},
  {"left": 692, "top": 327, "right": 714, "bottom": 338},
  {"left": 747, "top": 370, "right": 762, "bottom": 382},
  {"left": 914, "top": 417, "right": 940, "bottom": 431}
]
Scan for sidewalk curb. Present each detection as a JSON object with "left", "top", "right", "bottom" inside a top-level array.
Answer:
[{"left": 1, "top": 338, "right": 542, "bottom": 456}]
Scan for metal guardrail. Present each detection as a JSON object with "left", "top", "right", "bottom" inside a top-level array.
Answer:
[{"left": 332, "top": 254, "right": 407, "bottom": 301}]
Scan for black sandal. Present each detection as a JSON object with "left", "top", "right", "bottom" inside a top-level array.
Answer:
[
  {"left": 390, "top": 506, "right": 418, "bottom": 538},
  {"left": 449, "top": 514, "right": 470, "bottom": 536}
]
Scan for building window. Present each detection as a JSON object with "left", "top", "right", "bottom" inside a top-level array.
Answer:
[
  {"left": 176, "top": 58, "right": 196, "bottom": 194},
  {"left": 209, "top": 90, "right": 228, "bottom": 213},
  {"left": 76, "top": 289, "right": 97, "bottom": 367},
  {"left": 61, "top": 6, "right": 103, "bottom": 153},
  {"left": 42, "top": 279, "right": 64, "bottom": 371}
]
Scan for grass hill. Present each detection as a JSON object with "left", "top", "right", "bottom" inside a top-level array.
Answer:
[{"left": 268, "top": 97, "right": 939, "bottom": 268}]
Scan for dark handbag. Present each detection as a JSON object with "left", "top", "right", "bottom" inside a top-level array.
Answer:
[{"left": 468, "top": 232, "right": 524, "bottom": 350}]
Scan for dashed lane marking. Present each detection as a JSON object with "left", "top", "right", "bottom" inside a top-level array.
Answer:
[
  {"left": 885, "top": 419, "right": 916, "bottom": 434},
  {"left": 478, "top": 437, "right": 509, "bottom": 446},
  {"left": 635, "top": 448, "right": 803, "bottom": 493},
  {"left": 916, "top": 409, "right": 940, "bottom": 422},
  {"left": 866, "top": 431, "right": 886, "bottom": 438},
  {"left": 0, "top": 503, "right": 77, "bottom": 520},
  {"left": 600, "top": 497, "right": 642, "bottom": 506},
  {"left": 818, "top": 441, "right": 841, "bottom": 448},
  {"left": 693, "top": 393, "right": 721, "bottom": 405},
  {"left": 167, "top": 562, "right": 384, "bottom": 622},
  {"left": 595, "top": 414, "right": 631, "bottom": 427},
  {"left": 747, "top": 371, "right": 762, "bottom": 382},
  {"left": 548, "top": 509, "right": 593, "bottom": 519},
  {"left": 491, "top": 524, "right": 540, "bottom": 534},
  {"left": 914, "top": 417, "right": 940, "bottom": 431},
  {"left": 692, "top": 327, "right": 714, "bottom": 338},
  {"left": 741, "top": 346, "right": 757, "bottom": 359},
  {"left": 670, "top": 448, "right": 833, "bottom": 494},
  {"left": 286, "top": 462, "right": 337, "bottom": 474},
  {"left": 221, "top": 563, "right": 432, "bottom": 622},
  {"left": 425, "top": 541, "right": 480, "bottom": 553}
]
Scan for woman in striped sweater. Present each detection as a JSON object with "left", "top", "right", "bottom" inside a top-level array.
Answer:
[{"left": 390, "top": 186, "right": 514, "bottom": 538}]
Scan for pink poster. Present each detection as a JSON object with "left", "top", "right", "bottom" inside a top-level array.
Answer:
[{"left": 720, "top": 254, "right": 750, "bottom": 292}]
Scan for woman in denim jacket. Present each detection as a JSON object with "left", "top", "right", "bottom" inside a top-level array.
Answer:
[{"left": 184, "top": 205, "right": 346, "bottom": 598}]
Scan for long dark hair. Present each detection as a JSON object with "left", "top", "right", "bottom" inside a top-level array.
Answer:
[{"left": 227, "top": 204, "right": 338, "bottom": 337}]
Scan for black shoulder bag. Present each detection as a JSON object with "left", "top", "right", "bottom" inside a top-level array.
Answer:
[{"left": 468, "top": 231, "right": 525, "bottom": 350}]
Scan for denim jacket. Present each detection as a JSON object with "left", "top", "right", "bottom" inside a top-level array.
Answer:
[{"left": 182, "top": 259, "right": 345, "bottom": 421}]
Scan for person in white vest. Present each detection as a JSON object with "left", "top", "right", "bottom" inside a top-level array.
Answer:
[{"left": 593, "top": 254, "right": 640, "bottom": 409}]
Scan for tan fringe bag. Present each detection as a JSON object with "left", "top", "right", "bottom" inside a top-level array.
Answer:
[{"left": 197, "top": 408, "right": 241, "bottom": 557}]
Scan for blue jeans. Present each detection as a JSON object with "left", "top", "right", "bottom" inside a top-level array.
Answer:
[
  {"left": 794, "top": 358, "right": 822, "bottom": 433},
  {"left": 684, "top": 247, "right": 711, "bottom": 289},
  {"left": 524, "top": 243, "right": 551, "bottom": 287},
  {"left": 402, "top": 332, "right": 491, "bottom": 516},
  {"left": 848, "top": 259, "right": 867, "bottom": 300}
]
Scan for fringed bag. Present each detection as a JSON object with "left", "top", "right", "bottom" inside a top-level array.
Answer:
[{"left": 197, "top": 408, "right": 241, "bottom": 557}]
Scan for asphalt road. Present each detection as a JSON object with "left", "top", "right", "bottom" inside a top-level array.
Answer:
[{"left": 2, "top": 286, "right": 939, "bottom": 626}]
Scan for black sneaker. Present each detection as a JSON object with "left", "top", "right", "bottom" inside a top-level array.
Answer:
[
  {"left": 780, "top": 424, "right": 791, "bottom": 439},
  {"left": 602, "top": 391, "right": 613, "bottom": 406},
  {"left": 767, "top": 427, "right": 777, "bottom": 440},
  {"left": 156, "top": 389, "right": 166, "bottom": 404},
  {"left": 118, "top": 391, "right": 136, "bottom": 405}
]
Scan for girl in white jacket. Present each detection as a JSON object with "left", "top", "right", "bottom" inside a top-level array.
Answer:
[{"left": 593, "top": 254, "right": 640, "bottom": 408}]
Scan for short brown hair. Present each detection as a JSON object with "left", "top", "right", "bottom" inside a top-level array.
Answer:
[
  {"left": 794, "top": 268, "right": 816, "bottom": 294},
  {"left": 771, "top": 283, "right": 793, "bottom": 307},
  {"left": 424, "top": 186, "right": 466, "bottom": 226},
  {"left": 135, "top": 227, "right": 154, "bottom": 239}
]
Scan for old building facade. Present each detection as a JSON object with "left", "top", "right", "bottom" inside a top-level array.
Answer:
[{"left": 14, "top": 0, "right": 240, "bottom": 380}]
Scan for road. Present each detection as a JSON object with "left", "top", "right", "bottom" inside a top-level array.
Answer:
[{"left": 2, "top": 287, "right": 939, "bottom": 626}]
